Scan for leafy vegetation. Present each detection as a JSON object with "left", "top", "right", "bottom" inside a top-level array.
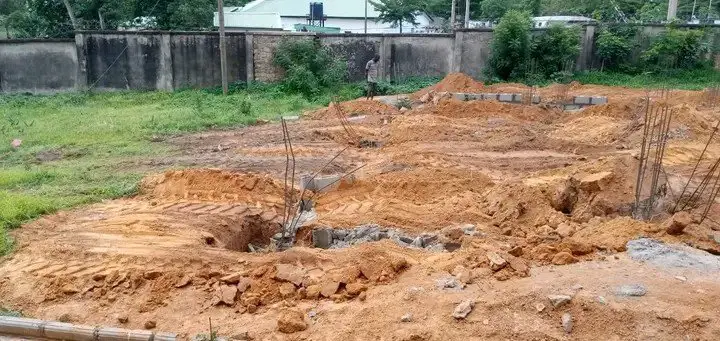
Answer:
[
  {"left": 273, "top": 39, "right": 348, "bottom": 98},
  {"left": 369, "top": 0, "right": 423, "bottom": 33},
  {"left": 572, "top": 69, "right": 720, "bottom": 90},
  {"left": 641, "top": 27, "right": 710, "bottom": 70},
  {"left": 530, "top": 24, "right": 581, "bottom": 78},
  {"left": 595, "top": 26, "right": 636, "bottom": 72},
  {"left": 487, "top": 10, "right": 532, "bottom": 81}
]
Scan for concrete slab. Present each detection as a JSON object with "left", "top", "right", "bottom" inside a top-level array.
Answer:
[
  {"left": 498, "top": 94, "right": 514, "bottom": 102},
  {"left": 574, "top": 96, "right": 591, "bottom": 105},
  {"left": 97, "top": 327, "right": 127, "bottom": 341},
  {"left": 0, "top": 318, "right": 45, "bottom": 338},
  {"left": 591, "top": 96, "right": 608, "bottom": 105},
  {"left": 42, "top": 323, "right": 74, "bottom": 340},
  {"left": 482, "top": 93, "right": 498, "bottom": 101}
]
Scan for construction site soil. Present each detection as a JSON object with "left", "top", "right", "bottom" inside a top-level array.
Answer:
[{"left": 2, "top": 74, "right": 720, "bottom": 340}]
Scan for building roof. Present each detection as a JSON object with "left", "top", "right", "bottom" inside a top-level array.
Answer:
[{"left": 240, "top": 0, "right": 383, "bottom": 18}]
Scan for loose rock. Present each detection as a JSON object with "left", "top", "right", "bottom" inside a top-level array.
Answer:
[
  {"left": 237, "top": 277, "right": 252, "bottom": 293},
  {"left": 535, "top": 302, "right": 546, "bottom": 312},
  {"left": 561, "top": 313, "right": 573, "bottom": 333},
  {"left": 277, "top": 309, "right": 308, "bottom": 334},
  {"left": 144, "top": 321, "right": 156, "bottom": 330},
  {"left": 279, "top": 282, "right": 296, "bottom": 298},
  {"left": 221, "top": 272, "right": 247, "bottom": 284},
  {"left": 548, "top": 294, "right": 572, "bottom": 308},
  {"left": 663, "top": 212, "right": 693, "bottom": 235},
  {"left": 555, "top": 223, "right": 574, "bottom": 238},
  {"left": 175, "top": 275, "right": 192, "bottom": 288},
  {"left": 218, "top": 285, "right": 238, "bottom": 305},
  {"left": 452, "top": 299, "right": 475, "bottom": 319},
  {"left": 400, "top": 313, "right": 413, "bottom": 322},
  {"left": 346, "top": 282, "right": 368, "bottom": 296},
  {"left": 320, "top": 281, "right": 340, "bottom": 298},
  {"left": 552, "top": 252, "right": 578, "bottom": 265},
  {"left": 117, "top": 315, "right": 129, "bottom": 324},
  {"left": 274, "top": 264, "right": 305, "bottom": 286},
  {"left": 616, "top": 284, "right": 647, "bottom": 297},
  {"left": 487, "top": 252, "right": 508, "bottom": 271},
  {"left": 143, "top": 270, "right": 163, "bottom": 280}
]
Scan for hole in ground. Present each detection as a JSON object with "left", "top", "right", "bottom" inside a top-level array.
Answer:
[{"left": 205, "top": 214, "right": 281, "bottom": 252}]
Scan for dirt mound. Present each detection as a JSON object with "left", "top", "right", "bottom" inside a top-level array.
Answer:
[
  {"left": 412, "top": 73, "right": 485, "bottom": 98},
  {"left": 141, "top": 169, "right": 286, "bottom": 205},
  {"left": 410, "top": 98, "right": 562, "bottom": 122},
  {"left": 577, "top": 99, "right": 644, "bottom": 120},
  {"left": 305, "top": 99, "right": 399, "bottom": 120}
]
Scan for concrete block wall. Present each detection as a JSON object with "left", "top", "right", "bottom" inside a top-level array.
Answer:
[
  {"left": 2, "top": 24, "right": 719, "bottom": 94},
  {"left": 0, "top": 316, "right": 176, "bottom": 341},
  {"left": 0, "top": 39, "right": 77, "bottom": 93}
]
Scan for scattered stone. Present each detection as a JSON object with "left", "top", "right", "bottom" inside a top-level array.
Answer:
[
  {"left": 505, "top": 254, "right": 529, "bottom": 274},
  {"left": 312, "top": 229, "right": 333, "bottom": 249},
  {"left": 57, "top": 313, "right": 73, "bottom": 323},
  {"left": 552, "top": 178, "right": 579, "bottom": 214},
  {"left": 320, "top": 281, "right": 340, "bottom": 298},
  {"left": 452, "top": 299, "right": 475, "bottom": 319},
  {"left": 175, "top": 275, "right": 192, "bottom": 288},
  {"left": 274, "top": 264, "right": 305, "bottom": 286},
  {"left": 346, "top": 282, "right": 368, "bottom": 296},
  {"left": 116, "top": 315, "right": 129, "bottom": 324},
  {"left": 358, "top": 291, "right": 367, "bottom": 301},
  {"left": 247, "top": 304, "right": 258, "bottom": 314},
  {"left": 561, "top": 313, "right": 573, "bottom": 333},
  {"left": 436, "top": 277, "right": 463, "bottom": 290},
  {"left": 218, "top": 285, "right": 238, "bottom": 305},
  {"left": 616, "top": 284, "right": 647, "bottom": 297},
  {"left": 400, "top": 313, "right": 413, "bottom": 322},
  {"left": 486, "top": 252, "right": 508, "bottom": 271},
  {"left": 555, "top": 223, "right": 574, "bottom": 238},
  {"left": 552, "top": 252, "right": 578, "bottom": 265},
  {"left": 277, "top": 309, "right": 308, "bottom": 334},
  {"left": 508, "top": 246, "right": 524, "bottom": 257},
  {"left": 663, "top": 212, "right": 693, "bottom": 235},
  {"left": 452, "top": 265, "right": 472, "bottom": 284},
  {"left": 597, "top": 296, "right": 607, "bottom": 305},
  {"left": 144, "top": 321, "right": 157, "bottom": 330},
  {"left": 306, "top": 285, "right": 321, "bottom": 299},
  {"left": 571, "top": 284, "right": 583, "bottom": 291},
  {"left": 143, "top": 270, "right": 163, "bottom": 280},
  {"left": 535, "top": 303, "right": 546, "bottom": 312},
  {"left": 237, "top": 277, "right": 252, "bottom": 293},
  {"left": 566, "top": 241, "right": 594, "bottom": 255},
  {"left": 675, "top": 276, "right": 687, "bottom": 282},
  {"left": 548, "top": 294, "right": 572, "bottom": 308},
  {"left": 221, "top": 272, "right": 247, "bottom": 284},
  {"left": 279, "top": 282, "right": 296, "bottom": 298}
]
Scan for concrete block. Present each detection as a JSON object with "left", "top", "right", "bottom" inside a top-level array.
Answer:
[
  {"left": 313, "top": 229, "right": 333, "bottom": 249},
  {"left": 71, "top": 324, "right": 98, "bottom": 341},
  {"left": 300, "top": 174, "right": 315, "bottom": 191},
  {"left": 482, "top": 93, "right": 498, "bottom": 101},
  {"left": 453, "top": 93, "right": 468, "bottom": 101},
  {"left": 466, "top": 94, "right": 482, "bottom": 101},
  {"left": 574, "top": 96, "right": 591, "bottom": 105},
  {"left": 498, "top": 93, "right": 514, "bottom": 102},
  {"left": 97, "top": 327, "right": 128, "bottom": 341},
  {"left": 591, "top": 96, "right": 608, "bottom": 105},
  {"left": 282, "top": 115, "right": 300, "bottom": 121},
  {"left": 154, "top": 332, "right": 178, "bottom": 341},
  {"left": 0, "top": 317, "right": 46, "bottom": 337},
  {"left": 127, "top": 330, "right": 154, "bottom": 341},
  {"left": 532, "top": 95, "right": 542, "bottom": 104},
  {"left": 313, "top": 174, "right": 344, "bottom": 192},
  {"left": 43, "top": 322, "right": 75, "bottom": 340}
]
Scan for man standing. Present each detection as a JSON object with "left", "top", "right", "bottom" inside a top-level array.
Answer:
[{"left": 365, "top": 54, "right": 380, "bottom": 100}]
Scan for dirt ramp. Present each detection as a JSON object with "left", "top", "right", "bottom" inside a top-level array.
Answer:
[{"left": 413, "top": 73, "right": 486, "bottom": 98}]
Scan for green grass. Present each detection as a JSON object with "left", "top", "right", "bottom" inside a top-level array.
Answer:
[
  {"left": 0, "top": 80, "right": 437, "bottom": 255},
  {"left": 571, "top": 68, "right": 720, "bottom": 90}
]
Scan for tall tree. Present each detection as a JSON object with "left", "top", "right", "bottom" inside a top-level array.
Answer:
[{"left": 370, "top": 0, "right": 423, "bottom": 33}]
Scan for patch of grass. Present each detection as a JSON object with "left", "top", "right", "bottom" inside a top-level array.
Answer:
[
  {"left": 0, "top": 306, "right": 23, "bottom": 317},
  {"left": 0, "top": 86, "right": 331, "bottom": 255},
  {"left": 571, "top": 69, "right": 720, "bottom": 90}
]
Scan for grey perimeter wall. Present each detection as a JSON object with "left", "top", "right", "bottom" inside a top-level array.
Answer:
[{"left": 0, "top": 25, "right": 718, "bottom": 93}]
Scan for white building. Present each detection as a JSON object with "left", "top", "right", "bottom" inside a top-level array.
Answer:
[
  {"left": 213, "top": 0, "right": 437, "bottom": 33},
  {"left": 532, "top": 16, "right": 597, "bottom": 28}
]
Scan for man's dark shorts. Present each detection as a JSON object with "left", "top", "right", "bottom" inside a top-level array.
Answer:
[{"left": 367, "top": 82, "right": 377, "bottom": 94}]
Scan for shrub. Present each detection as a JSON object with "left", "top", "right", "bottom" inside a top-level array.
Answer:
[
  {"left": 641, "top": 27, "right": 710, "bottom": 70},
  {"left": 273, "top": 38, "right": 348, "bottom": 98},
  {"left": 595, "top": 27, "right": 634, "bottom": 71},
  {"left": 487, "top": 10, "right": 532, "bottom": 80},
  {"left": 531, "top": 24, "right": 581, "bottom": 78}
]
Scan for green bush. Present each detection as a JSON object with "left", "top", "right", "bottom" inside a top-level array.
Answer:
[
  {"left": 595, "top": 27, "right": 635, "bottom": 71},
  {"left": 641, "top": 28, "right": 710, "bottom": 70},
  {"left": 531, "top": 24, "right": 581, "bottom": 78},
  {"left": 487, "top": 10, "right": 532, "bottom": 81},
  {"left": 273, "top": 38, "right": 348, "bottom": 98}
]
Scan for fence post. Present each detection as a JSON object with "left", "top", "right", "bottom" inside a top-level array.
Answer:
[
  {"left": 158, "top": 33, "right": 174, "bottom": 90},
  {"left": 74, "top": 32, "right": 88, "bottom": 90},
  {"left": 452, "top": 30, "right": 464, "bottom": 73},
  {"left": 577, "top": 25, "right": 596, "bottom": 71},
  {"left": 245, "top": 33, "right": 255, "bottom": 83}
]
